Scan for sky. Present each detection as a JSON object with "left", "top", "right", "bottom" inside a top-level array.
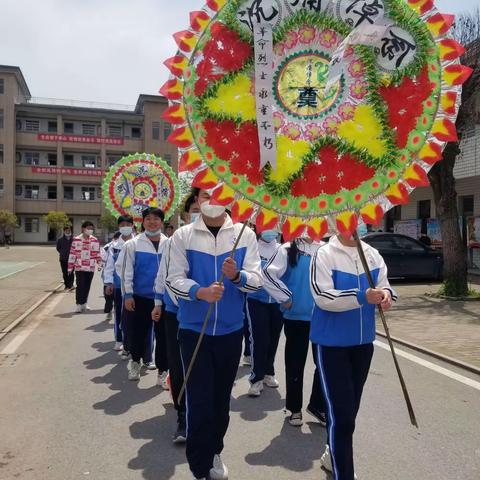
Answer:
[{"left": 0, "top": 0, "right": 478, "bottom": 106}]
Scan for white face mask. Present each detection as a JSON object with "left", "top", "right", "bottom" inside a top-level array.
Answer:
[
  {"left": 200, "top": 202, "right": 226, "bottom": 219},
  {"left": 145, "top": 228, "right": 162, "bottom": 238},
  {"left": 190, "top": 213, "right": 200, "bottom": 224},
  {"left": 119, "top": 226, "right": 133, "bottom": 237},
  {"left": 84, "top": 229, "right": 94, "bottom": 236}
]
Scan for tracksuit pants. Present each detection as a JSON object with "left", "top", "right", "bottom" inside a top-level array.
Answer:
[
  {"left": 314, "top": 343, "right": 374, "bottom": 480},
  {"left": 179, "top": 327, "right": 242, "bottom": 479},
  {"left": 113, "top": 288, "right": 124, "bottom": 343},
  {"left": 75, "top": 271, "right": 94, "bottom": 305},
  {"left": 127, "top": 295, "right": 155, "bottom": 364},
  {"left": 164, "top": 310, "right": 186, "bottom": 421},
  {"left": 154, "top": 313, "right": 169, "bottom": 373},
  {"left": 284, "top": 319, "right": 325, "bottom": 414},
  {"left": 60, "top": 260, "right": 74, "bottom": 289},
  {"left": 246, "top": 299, "right": 284, "bottom": 384}
]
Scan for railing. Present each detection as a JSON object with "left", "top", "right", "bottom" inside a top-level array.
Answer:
[{"left": 20, "top": 97, "right": 136, "bottom": 112}]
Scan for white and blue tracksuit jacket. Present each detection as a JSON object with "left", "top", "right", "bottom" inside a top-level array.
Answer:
[
  {"left": 263, "top": 240, "right": 323, "bottom": 321},
  {"left": 116, "top": 232, "right": 168, "bottom": 300},
  {"left": 309, "top": 235, "right": 397, "bottom": 347},
  {"left": 166, "top": 215, "right": 263, "bottom": 336},
  {"left": 247, "top": 239, "right": 280, "bottom": 304},
  {"left": 154, "top": 238, "right": 179, "bottom": 314},
  {"left": 103, "top": 236, "right": 130, "bottom": 289}
]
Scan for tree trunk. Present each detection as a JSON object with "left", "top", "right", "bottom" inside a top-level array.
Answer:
[{"left": 428, "top": 142, "right": 468, "bottom": 296}]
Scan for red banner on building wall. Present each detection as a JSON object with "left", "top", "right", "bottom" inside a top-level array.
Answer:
[
  {"left": 37, "top": 133, "right": 124, "bottom": 146},
  {"left": 32, "top": 166, "right": 105, "bottom": 177}
]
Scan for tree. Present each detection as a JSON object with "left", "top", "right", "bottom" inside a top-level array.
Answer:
[
  {"left": 427, "top": 9, "right": 480, "bottom": 297},
  {"left": 0, "top": 209, "right": 18, "bottom": 245},
  {"left": 99, "top": 211, "right": 118, "bottom": 233},
  {"left": 43, "top": 211, "right": 71, "bottom": 238}
]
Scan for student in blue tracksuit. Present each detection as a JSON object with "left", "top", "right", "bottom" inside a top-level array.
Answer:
[
  {"left": 167, "top": 188, "right": 263, "bottom": 480},
  {"left": 104, "top": 215, "right": 134, "bottom": 352},
  {"left": 246, "top": 229, "right": 283, "bottom": 397},
  {"left": 310, "top": 234, "right": 397, "bottom": 480},
  {"left": 117, "top": 207, "right": 168, "bottom": 381},
  {"left": 263, "top": 238, "right": 326, "bottom": 427}
]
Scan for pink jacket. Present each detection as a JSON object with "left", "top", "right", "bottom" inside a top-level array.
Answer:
[{"left": 68, "top": 235, "right": 101, "bottom": 273}]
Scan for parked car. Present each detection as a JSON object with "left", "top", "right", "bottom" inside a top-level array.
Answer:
[{"left": 362, "top": 233, "right": 443, "bottom": 280}]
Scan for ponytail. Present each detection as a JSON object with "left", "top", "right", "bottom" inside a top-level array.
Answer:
[{"left": 287, "top": 240, "right": 299, "bottom": 268}]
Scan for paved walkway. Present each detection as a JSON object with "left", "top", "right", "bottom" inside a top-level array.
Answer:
[
  {"left": 0, "top": 246, "right": 62, "bottom": 332},
  {"left": 380, "top": 282, "right": 480, "bottom": 369}
]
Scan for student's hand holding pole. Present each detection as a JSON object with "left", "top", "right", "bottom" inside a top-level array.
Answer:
[
  {"left": 366, "top": 288, "right": 385, "bottom": 305},
  {"left": 222, "top": 257, "right": 239, "bottom": 281},
  {"left": 197, "top": 283, "right": 225, "bottom": 303}
]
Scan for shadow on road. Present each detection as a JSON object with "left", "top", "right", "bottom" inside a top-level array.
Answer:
[
  {"left": 128, "top": 407, "right": 188, "bottom": 480},
  {"left": 245, "top": 420, "right": 328, "bottom": 474},
  {"left": 231, "top": 388, "right": 284, "bottom": 422}
]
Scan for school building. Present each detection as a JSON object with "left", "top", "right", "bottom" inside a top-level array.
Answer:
[{"left": 0, "top": 65, "right": 177, "bottom": 243}]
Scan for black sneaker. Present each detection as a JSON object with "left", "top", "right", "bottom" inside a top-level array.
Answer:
[{"left": 306, "top": 404, "right": 327, "bottom": 427}]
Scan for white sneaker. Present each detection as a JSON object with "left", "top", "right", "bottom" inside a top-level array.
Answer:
[
  {"left": 128, "top": 361, "right": 141, "bottom": 381},
  {"left": 248, "top": 380, "right": 263, "bottom": 397},
  {"left": 263, "top": 375, "right": 279, "bottom": 388},
  {"left": 119, "top": 350, "right": 130, "bottom": 360},
  {"left": 114, "top": 342, "right": 123, "bottom": 351},
  {"left": 289, "top": 412, "right": 303, "bottom": 426},
  {"left": 74, "top": 304, "right": 82, "bottom": 313},
  {"left": 321, "top": 445, "right": 357, "bottom": 479},
  {"left": 242, "top": 355, "right": 251, "bottom": 366},
  {"left": 143, "top": 361, "right": 157, "bottom": 371},
  {"left": 209, "top": 454, "right": 228, "bottom": 480},
  {"left": 105, "top": 311, "right": 112, "bottom": 321},
  {"left": 81, "top": 304, "right": 90, "bottom": 312},
  {"left": 157, "top": 371, "right": 170, "bottom": 390}
]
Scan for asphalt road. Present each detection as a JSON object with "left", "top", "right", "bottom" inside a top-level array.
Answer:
[{"left": 0, "top": 275, "right": 479, "bottom": 480}]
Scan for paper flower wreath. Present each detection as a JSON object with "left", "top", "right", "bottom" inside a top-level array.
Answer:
[
  {"left": 102, "top": 153, "right": 180, "bottom": 223},
  {"left": 162, "top": 0, "right": 471, "bottom": 240}
]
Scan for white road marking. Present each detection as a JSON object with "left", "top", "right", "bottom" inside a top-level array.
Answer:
[
  {"left": 374, "top": 340, "right": 480, "bottom": 391},
  {"left": 0, "top": 262, "right": 44, "bottom": 280},
  {"left": 0, "top": 293, "right": 64, "bottom": 355}
]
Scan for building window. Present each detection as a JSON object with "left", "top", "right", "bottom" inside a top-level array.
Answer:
[
  {"left": 163, "top": 122, "right": 172, "bottom": 140},
  {"left": 47, "top": 185, "right": 57, "bottom": 200},
  {"left": 24, "top": 185, "right": 40, "bottom": 200},
  {"left": 16, "top": 119, "right": 22, "bottom": 131},
  {"left": 0, "top": 178, "right": 3, "bottom": 195},
  {"left": 0, "top": 79, "right": 4, "bottom": 95},
  {"left": 0, "top": 145, "right": 3, "bottom": 164},
  {"left": 418, "top": 200, "right": 431, "bottom": 234},
  {"left": 63, "top": 186, "right": 74, "bottom": 200},
  {"left": 131, "top": 127, "right": 141, "bottom": 139},
  {"left": 64, "top": 122, "right": 74, "bottom": 134},
  {"left": 108, "top": 125, "right": 122, "bottom": 137},
  {"left": 164, "top": 154, "right": 172, "bottom": 165},
  {"left": 81, "top": 187, "right": 96, "bottom": 201},
  {"left": 82, "top": 123, "right": 96, "bottom": 136},
  {"left": 48, "top": 153, "right": 57, "bottom": 166},
  {"left": 25, "top": 218, "right": 40, "bottom": 233},
  {"left": 82, "top": 155, "right": 96, "bottom": 169},
  {"left": 64, "top": 153, "right": 74, "bottom": 167},
  {"left": 15, "top": 184, "right": 22, "bottom": 196},
  {"left": 25, "top": 120, "right": 40, "bottom": 132},
  {"left": 152, "top": 122, "right": 160, "bottom": 140},
  {"left": 0, "top": 109, "right": 4, "bottom": 129},
  {"left": 24, "top": 152, "right": 40, "bottom": 165},
  {"left": 48, "top": 121, "right": 57, "bottom": 133},
  {"left": 108, "top": 155, "right": 121, "bottom": 167}
]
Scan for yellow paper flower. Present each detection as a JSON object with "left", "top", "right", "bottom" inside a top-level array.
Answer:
[
  {"left": 337, "top": 105, "right": 388, "bottom": 158},
  {"left": 269, "top": 135, "right": 310, "bottom": 184},
  {"left": 204, "top": 74, "right": 256, "bottom": 121}
]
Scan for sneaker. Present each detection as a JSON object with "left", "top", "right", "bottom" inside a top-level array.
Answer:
[
  {"left": 143, "top": 362, "right": 157, "bottom": 371},
  {"left": 114, "top": 342, "right": 123, "bottom": 351},
  {"left": 105, "top": 311, "right": 112, "bottom": 321},
  {"left": 288, "top": 412, "right": 303, "bottom": 427},
  {"left": 119, "top": 350, "right": 130, "bottom": 360},
  {"left": 242, "top": 355, "right": 251, "bottom": 366},
  {"left": 81, "top": 304, "right": 90, "bottom": 312},
  {"left": 248, "top": 380, "right": 263, "bottom": 397},
  {"left": 263, "top": 375, "right": 279, "bottom": 388},
  {"left": 209, "top": 454, "right": 228, "bottom": 480},
  {"left": 320, "top": 446, "right": 357, "bottom": 479},
  {"left": 157, "top": 371, "right": 169, "bottom": 390},
  {"left": 74, "top": 304, "right": 82, "bottom": 313},
  {"left": 173, "top": 412, "right": 187, "bottom": 444},
  {"left": 306, "top": 404, "right": 327, "bottom": 427},
  {"left": 128, "top": 361, "right": 141, "bottom": 381}
]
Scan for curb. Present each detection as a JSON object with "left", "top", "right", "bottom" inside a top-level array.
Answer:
[
  {"left": 0, "top": 282, "right": 64, "bottom": 343},
  {"left": 376, "top": 330, "right": 480, "bottom": 376}
]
